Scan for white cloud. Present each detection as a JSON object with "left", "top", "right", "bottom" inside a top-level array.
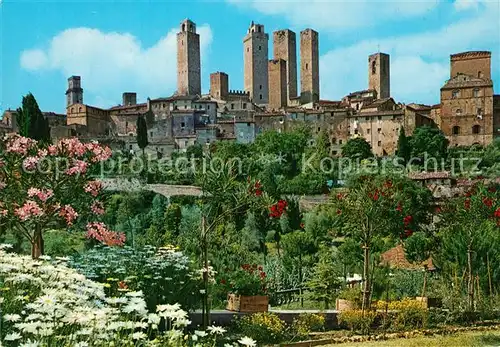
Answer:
[
  {"left": 228, "top": 0, "right": 440, "bottom": 31},
  {"left": 319, "top": 1, "right": 499, "bottom": 104},
  {"left": 20, "top": 26, "right": 213, "bottom": 108}
]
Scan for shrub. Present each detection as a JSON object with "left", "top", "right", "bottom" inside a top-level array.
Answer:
[
  {"left": 237, "top": 312, "right": 287, "bottom": 344},
  {"left": 291, "top": 313, "right": 325, "bottom": 338},
  {"left": 0, "top": 244, "right": 231, "bottom": 346},
  {"left": 376, "top": 298, "right": 428, "bottom": 330},
  {"left": 337, "top": 287, "right": 362, "bottom": 308},
  {"left": 338, "top": 309, "right": 377, "bottom": 334},
  {"left": 69, "top": 244, "right": 202, "bottom": 312}
]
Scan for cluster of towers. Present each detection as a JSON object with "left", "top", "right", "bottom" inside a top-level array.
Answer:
[{"left": 176, "top": 19, "right": 324, "bottom": 108}]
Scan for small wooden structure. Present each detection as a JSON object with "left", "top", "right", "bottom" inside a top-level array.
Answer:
[{"left": 226, "top": 293, "right": 269, "bottom": 313}]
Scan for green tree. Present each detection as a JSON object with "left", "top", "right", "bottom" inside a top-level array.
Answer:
[
  {"left": 404, "top": 231, "right": 433, "bottom": 296},
  {"left": 410, "top": 125, "right": 448, "bottom": 163},
  {"left": 331, "top": 174, "right": 433, "bottom": 310},
  {"left": 165, "top": 203, "right": 182, "bottom": 238},
  {"left": 16, "top": 93, "right": 50, "bottom": 142},
  {"left": 307, "top": 246, "right": 343, "bottom": 309},
  {"left": 396, "top": 127, "right": 411, "bottom": 164},
  {"left": 136, "top": 115, "right": 148, "bottom": 156},
  {"left": 341, "top": 137, "right": 373, "bottom": 160},
  {"left": 186, "top": 144, "right": 203, "bottom": 160}
]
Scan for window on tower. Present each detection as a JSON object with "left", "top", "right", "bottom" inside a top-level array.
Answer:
[
  {"left": 372, "top": 61, "right": 376, "bottom": 74},
  {"left": 259, "top": 94, "right": 263, "bottom": 100},
  {"left": 259, "top": 46, "right": 261, "bottom": 51}
]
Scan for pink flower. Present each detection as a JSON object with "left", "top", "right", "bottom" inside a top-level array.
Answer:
[
  {"left": 84, "top": 181, "right": 102, "bottom": 197},
  {"left": 59, "top": 205, "right": 78, "bottom": 226},
  {"left": 14, "top": 200, "right": 44, "bottom": 221},
  {"left": 23, "top": 156, "right": 39, "bottom": 170},
  {"left": 27, "top": 188, "right": 54, "bottom": 202},
  {"left": 58, "top": 138, "right": 87, "bottom": 157},
  {"left": 0, "top": 181, "right": 6, "bottom": 190},
  {"left": 48, "top": 145, "right": 58, "bottom": 155},
  {"left": 86, "top": 222, "right": 125, "bottom": 246},
  {"left": 91, "top": 201, "right": 105, "bottom": 215},
  {"left": 0, "top": 159, "right": 4, "bottom": 168},
  {"left": 5, "top": 135, "right": 37, "bottom": 155},
  {"left": 91, "top": 145, "right": 112, "bottom": 163},
  {"left": 37, "top": 149, "right": 48, "bottom": 158},
  {"left": 0, "top": 209, "right": 7, "bottom": 217},
  {"left": 65, "top": 160, "right": 88, "bottom": 175}
]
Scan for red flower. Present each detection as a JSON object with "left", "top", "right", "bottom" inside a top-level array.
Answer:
[
  {"left": 435, "top": 206, "right": 442, "bottom": 214},
  {"left": 396, "top": 202, "right": 403, "bottom": 213},
  {"left": 336, "top": 193, "right": 344, "bottom": 200},
  {"left": 488, "top": 186, "right": 497, "bottom": 193},
  {"left": 258, "top": 266, "right": 263, "bottom": 271},
  {"left": 494, "top": 207, "right": 500, "bottom": 219},
  {"left": 483, "top": 197, "right": 493, "bottom": 208},
  {"left": 260, "top": 272, "right": 266, "bottom": 279},
  {"left": 403, "top": 215, "right": 413, "bottom": 226},
  {"left": 404, "top": 229, "right": 413, "bottom": 237},
  {"left": 118, "top": 281, "right": 128, "bottom": 290},
  {"left": 300, "top": 222, "right": 305, "bottom": 229},
  {"left": 465, "top": 199, "right": 471, "bottom": 210},
  {"left": 220, "top": 279, "right": 226, "bottom": 285},
  {"left": 384, "top": 180, "right": 393, "bottom": 189},
  {"left": 336, "top": 209, "right": 342, "bottom": 215}
]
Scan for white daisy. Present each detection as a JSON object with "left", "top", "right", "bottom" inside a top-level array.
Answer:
[{"left": 238, "top": 336, "right": 257, "bottom": 347}]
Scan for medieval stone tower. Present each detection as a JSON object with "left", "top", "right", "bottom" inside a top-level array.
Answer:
[
  {"left": 209, "top": 72, "right": 229, "bottom": 100},
  {"left": 268, "top": 59, "right": 287, "bottom": 110},
  {"left": 300, "top": 29, "right": 319, "bottom": 104},
  {"left": 66, "top": 76, "right": 83, "bottom": 107},
  {"left": 243, "top": 22, "right": 269, "bottom": 104},
  {"left": 368, "top": 52, "right": 390, "bottom": 99},
  {"left": 273, "top": 29, "right": 297, "bottom": 103},
  {"left": 177, "top": 19, "right": 201, "bottom": 96}
]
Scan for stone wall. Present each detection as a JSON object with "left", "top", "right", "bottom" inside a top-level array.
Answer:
[{"left": 450, "top": 51, "right": 491, "bottom": 79}]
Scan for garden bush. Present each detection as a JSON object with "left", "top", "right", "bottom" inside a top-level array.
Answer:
[
  {"left": 291, "top": 313, "right": 325, "bottom": 338},
  {"left": 69, "top": 244, "right": 202, "bottom": 312},
  {"left": 236, "top": 312, "right": 287, "bottom": 344},
  {"left": 0, "top": 244, "right": 237, "bottom": 346},
  {"left": 338, "top": 309, "right": 377, "bottom": 334},
  {"left": 376, "top": 298, "right": 428, "bottom": 330}
]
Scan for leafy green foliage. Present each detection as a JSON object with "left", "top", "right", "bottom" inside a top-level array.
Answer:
[
  {"left": 136, "top": 115, "right": 148, "bottom": 153},
  {"left": 396, "top": 127, "right": 411, "bottom": 164},
  {"left": 410, "top": 125, "right": 448, "bottom": 162},
  {"left": 16, "top": 93, "right": 50, "bottom": 142},
  {"left": 341, "top": 137, "right": 373, "bottom": 160}
]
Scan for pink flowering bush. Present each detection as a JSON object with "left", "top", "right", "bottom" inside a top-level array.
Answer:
[{"left": 0, "top": 134, "right": 123, "bottom": 258}]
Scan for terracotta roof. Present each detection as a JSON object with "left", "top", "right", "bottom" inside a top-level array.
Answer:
[
  {"left": 380, "top": 244, "right": 435, "bottom": 271},
  {"left": 408, "top": 171, "right": 451, "bottom": 180},
  {"left": 347, "top": 89, "right": 376, "bottom": 97},
  {"left": 450, "top": 51, "right": 491, "bottom": 60},
  {"left": 109, "top": 103, "right": 147, "bottom": 110}
]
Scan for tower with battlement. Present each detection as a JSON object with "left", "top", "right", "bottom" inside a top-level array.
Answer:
[
  {"left": 243, "top": 22, "right": 269, "bottom": 105},
  {"left": 273, "top": 29, "right": 297, "bottom": 103},
  {"left": 300, "top": 29, "right": 319, "bottom": 104},
  {"left": 177, "top": 19, "right": 201, "bottom": 96},
  {"left": 368, "top": 52, "right": 390, "bottom": 99},
  {"left": 450, "top": 51, "right": 491, "bottom": 79},
  {"left": 66, "top": 76, "right": 83, "bottom": 107}
]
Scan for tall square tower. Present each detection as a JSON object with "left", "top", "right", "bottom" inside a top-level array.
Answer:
[
  {"left": 268, "top": 59, "right": 287, "bottom": 110},
  {"left": 66, "top": 76, "right": 83, "bottom": 107},
  {"left": 273, "top": 29, "right": 297, "bottom": 102},
  {"left": 243, "top": 22, "right": 269, "bottom": 105},
  {"left": 177, "top": 19, "right": 201, "bottom": 96},
  {"left": 368, "top": 52, "right": 390, "bottom": 99},
  {"left": 300, "top": 29, "right": 319, "bottom": 104}
]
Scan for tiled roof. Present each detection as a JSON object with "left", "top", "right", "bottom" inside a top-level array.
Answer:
[
  {"left": 408, "top": 171, "right": 451, "bottom": 180},
  {"left": 109, "top": 103, "right": 147, "bottom": 110},
  {"left": 380, "top": 244, "right": 435, "bottom": 271}
]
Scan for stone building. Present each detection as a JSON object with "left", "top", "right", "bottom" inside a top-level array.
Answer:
[
  {"left": 368, "top": 53, "right": 390, "bottom": 99},
  {"left": 177, "top": 19, "right": 201, "bottom": 96},
  {"left": 243, "top": 22, "right": 269, "bottom": 104},
  {"left": 273, "top": 29, "right": 297, "bottom": 102},
  {"left": 300, "top": 29, "right": 320, "bottom": 104},
  {"left": 209, "top": 72, "right": 229, "bottom": 100},
  {"left": 66, "top": 76, "right": 83, "bottom": 107},
  {"left": 440, "top": 51, "right": 495, "bottom": 147},
  {"left": 268, "top": 59, "right": 288, "bottom": 110}
]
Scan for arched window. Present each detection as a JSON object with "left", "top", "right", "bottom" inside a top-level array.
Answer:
[
  {"left": 472, "top": 125, "right": 481, "bottom": 134},
  {"left": 452, "top": 90, "right": 460, "bottom": 99},
  {"left": 455, "top": 109, "right": 462, "bottom": 116},
  {"left": 473, "top": 88, "right": 480, "bottom": 98},
  {"left": 79, "top": 107, "right": 82, "bottom": 112},
  {"left": 71, "top": 107, "right": 74, "bottom": 113},
  {"left": 371, "top": 60, "right": 376, "bottom": 74},
  {"left": 452, "top": 126, "right": 460, "bottom": 135}
]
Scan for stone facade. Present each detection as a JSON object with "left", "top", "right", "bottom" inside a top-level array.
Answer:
[
  {"left": 243, "top": 22, "right": 269, "bottom": 104},
  {"left": 122, "top": 92, "right": 137, "bottom": 106},
  {"left": 440, "top": 51, "right": 495, "bottom": 147},
  {"left": 66, "top": 76, "right": 83, "bottom": 107},
  {"left": 177, "top": 19, "right": 201, "bottom": 96},
  {"left": 273, "top": 29, "right": 297, "bottom": 102},
  {"left": 450, "top": 51, "right": 491, "bottom": 80},
  {"left": 268, "top": 59, "right": 287, "bottom": 111},
  {"left": 368, "top": 53, "right": 390, "bottom": 99},
  {"left": 300, "top": 29, "right": 319, "bottom": 104},
  {"left": 209, "top": 72, "right": 229, "bottom": 100}
]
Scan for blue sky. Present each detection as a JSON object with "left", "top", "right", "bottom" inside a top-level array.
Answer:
[{"left": 1, "top": 0, "right": 499, "bottom": 114}]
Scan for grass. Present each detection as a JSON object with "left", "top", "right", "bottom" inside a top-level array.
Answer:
[{"left": 323, "top": 330, "right": 500, "bottom": 347}]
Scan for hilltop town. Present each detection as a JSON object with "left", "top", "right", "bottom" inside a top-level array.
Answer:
[{"left": 2, "top": 19, "right": 499, "bottom": 157}]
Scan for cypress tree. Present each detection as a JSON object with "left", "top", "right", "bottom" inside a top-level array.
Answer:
[
  {"left": 396, "top": 127, "right": 411, "bottom": 164},
  {"left": 136, "top": 115, "right": 149, "bottom": 157},
  {"left": 16, "top": 93, "right": 51, "bottom": 142}
]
